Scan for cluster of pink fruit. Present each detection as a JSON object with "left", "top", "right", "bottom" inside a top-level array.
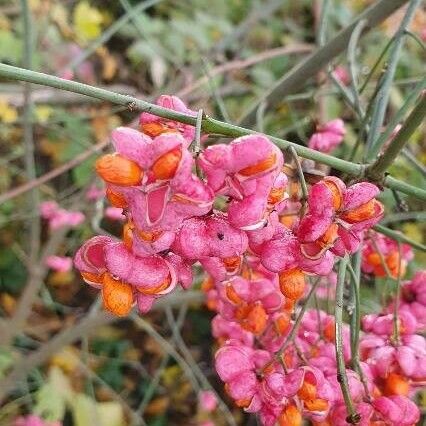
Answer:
[{"left": 73, "top": 96, "right": 424, "bottom": 425}]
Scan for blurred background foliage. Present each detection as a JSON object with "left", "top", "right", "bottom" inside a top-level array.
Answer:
[{"left": 0, "top": 0, "right": 424, "bottom": 425}]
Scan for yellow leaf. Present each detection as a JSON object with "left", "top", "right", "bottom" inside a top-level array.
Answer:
[
  {"left": 73, "top": 1, "right": 103, "bottom": 43},
  {"left": 402, "top": 223, "right": 423, "bottom": 244},
  {"left": 0, "top": 293, "right": 16, "bottom": 315},
  {"left": 162, "top": 365, "right": 182, "bottom": 387},
  {"left": 97, "top": 401, "right": 125, "bottom": 426},
  {"left": 72, "top": 394, "right": 125, "bottom": 426},
  {"left": 49, "top": 271, "right": 74, "bottom": 287},
  {"left": 35, "top": 105, "right": 53, "bottom": 124},
  {"left": 0, "top": 98, "right": 18, "bottom": 124},
  {"left": 50, "top": 347, "right": 80, "bottom": 374}
]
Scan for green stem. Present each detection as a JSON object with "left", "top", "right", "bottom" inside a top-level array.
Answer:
[
  {"left": 21, "top": 0, "right": 40, "bottom": 264},
  {"left": 347, "top": 258, "right": 372, "bottom": 402},
  {"left": 288, "top": 146, "right": 308, "bottom": 217},
  {"left": 366, "top": 0, "right": 422, "bottom": 158},
  {"left": 263, "top": 277, "right": 321, "bottom": 370},
  {"left": 370, "top": 77, "right": 426, "bottom": 158},
  {"left": 1, "top": 63, "right": 425, "bottom": 201},
  {"left": 392, "top": 242, "right": 403, "bottom": 344},
  {"left": 366, "top": 94, "right": 426, "bottom": 180},
  {"left": 401, "top": 148, "right": 426, "bottom": 178},
  {"left": 381, "top": 210, "right": 426, "bottom": 225},
  {"left": 335, "top": 255, "right": 359, "bottom": 424},
  {"left": 347, "top": 19, "right": 367, "bottom": 119},
  {"left": 239, "top": 0, "right": 410, "bottom": 127}
]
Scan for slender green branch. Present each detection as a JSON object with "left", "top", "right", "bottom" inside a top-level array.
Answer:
[
  {"left": 404, "top": 29, "right": 426, "bottom": 52},
  {"left": 347, "top": 19, "right": 367, "bottom": 119},
  {"left": 370, "top": 77, "right": 426, "bottom": 158},
  {"left": 335, "top": 255, "right": 359, "bottom": 424},
  {"left": 275, "top": 277, "right": 321, "bottom": 357},
  {"left": 288, "top": 146, "right": 308, "bottom": 217},
  {"left": 347, "top": 257, "right": 372, "bottom": 402},
  {"left": 1, "top": 63, "right": 425, "bottom": 201},
  {"left": 261, "top": 277, "right": 321, "bottom": 372},
  {"left": 381, "top": 210, "right": 426, "bottom": 225},
  {"left": 239, "top": 0, "right": 410, "bottom": 127},
  {"left": 373, "top": 224, "right": 425, "bottom": 251},
  {"left": 366, "top": 94, "right": 426, "bottom": 180},
  {"left": 392, "top": 242, "right": 403, "bottom": 345},
  {"left": 401, "top": 147, "right": 426, "bottom": 178},
  {"left": 366, "top": 0, "right": 422, "bottom": 158},
  {"left": 359, "top": 36, "right": 395, "bottom": 94},
  {"left": 21, "top": 0, "right": 40, "bottom": 264}
]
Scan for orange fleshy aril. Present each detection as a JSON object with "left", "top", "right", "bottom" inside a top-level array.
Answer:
[
  {"left": 283, "top": 297, "right": 295, "bottom": 312},
  {"left": 136, "top": 274, "right": 172, "bottom": 295},
  {"left": 340, "top": 199, "right": 381, "bottom": 223},
  {"left": 235, "top": 304, "right": 251, "bottom": 321},
  {"left": 123, "top": 222, "right": 134, "bottom": 250},
  {"left": 274, "top": 312, "right": 291, "bottom": 335},
  {"left": 106, "top": 187, "right": 128, "bottom": 208},
  {"left": 323, "top": 320, "right": 335, "bottom": 342},
  {"left": 243, "top": 303, "right": 268, "bottom": 335},
  {"left": 298, "top": 381, "right": 317, "bottom": 400},
  {"left": 222, "top": 256, "right": 241, "bottom": 273},
  {"left": 268, "top": 186, "right": 285, "bottom": 204},
  {"left": 386, "top": 251, "right": 405, "bottom": 279},
  {"left": 225, "top": 283, "right": 243, "bottom": 305},
  {"left": 141, "top": 122, "right": 168, "bottom": 137},
  {"left": 239, "top": 153, "right": 277, "bottom": 177},
  {"left": 96, "top": 154, "right": 143, "bottom": 186},
  {"left": 304, "top": 398, "right": 328, "bottom": 412},
  {"left": 152, "top": 147, "right": 182, "bottom": 180},
  {"left": 234, "top": 398, "right": 252, "bottom": 408},
  {"left": 367, "top": 252, "right": 382, "bottom": 267},
  {"left": 201, "top": 276, "right": 214, "bottom": 292},
  {"left": 279, "top": 268, "right": 306, "bottom": 300},
  {"left": 278, "top": 404, "right": 302, "bottom": 426},
  {"left": 206, "top": 299, "right": 218, "bottom": 311},
  {"left": 324, "top": 179, "right": 343, "bottom": 210},
  {"left": 384, "top": 373, "right": 410, "bottom": 396},
  {"left": 318, "top": 223, "right": 339, "bottom": 248},
  {"left": 141, "top": 122, "right": 180, "bottom": 138},
  {"left": 102, "top": 273, "right": 133, "bottom": 316},
  {"left": 137, "top": 229, "right": 162, "bottom": 242},
  {"left": 81, "top": 271, "right": 104, "bottom": 285},
  {"left": 280, "top": 214, "right": 296, "bottom": 229}
]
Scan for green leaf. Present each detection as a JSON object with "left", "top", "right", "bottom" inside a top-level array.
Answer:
[
  {"left": 0, "top": 30, "right": 22, "bottom": 64},
  {"left": 72, "top": 158, "right": 95, "bottom": 186}
]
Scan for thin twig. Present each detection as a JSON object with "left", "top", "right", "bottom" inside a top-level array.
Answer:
[
  {"left": 0, "top": 291, "right": 204, "bottom": 405},
  {"left": 335, "top": 255, "right": 359, "bottom": 424},
  {"left": 165, "top": 307, "right": 237, "bottom": 426},
  {"left": 1, "top": 63, "right": 425, "bottom": 199},
  {"left": 21, "top": 0, "right": 40, "bottom": 265},
  {"left": 392, "top": 242, "right": 403, "bottom": 345},
  {"left": 0, "top": 140, "right": 109, "bottom": 205},
  {"left": 239, "top": 0, "right": 410, "bottom": 127},
  {"left": 366, "top": 0, "right": 422, "bottom": 158},
  {"left": 288, "top": 146, "right": 308, "bottom": 217},
  {"left": 370, "top": 76, "right": 426, "bottom": 158},
  {"left": 176, "top": 44, "right": 313, "bottom": 98},
  {"left": 366, "top": 94, "right": 426, "bottom": 180}
]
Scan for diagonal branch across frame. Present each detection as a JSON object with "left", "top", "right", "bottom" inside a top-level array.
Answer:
[{"left": 0, "top": 63, "right": 424, "bottom": 201}]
